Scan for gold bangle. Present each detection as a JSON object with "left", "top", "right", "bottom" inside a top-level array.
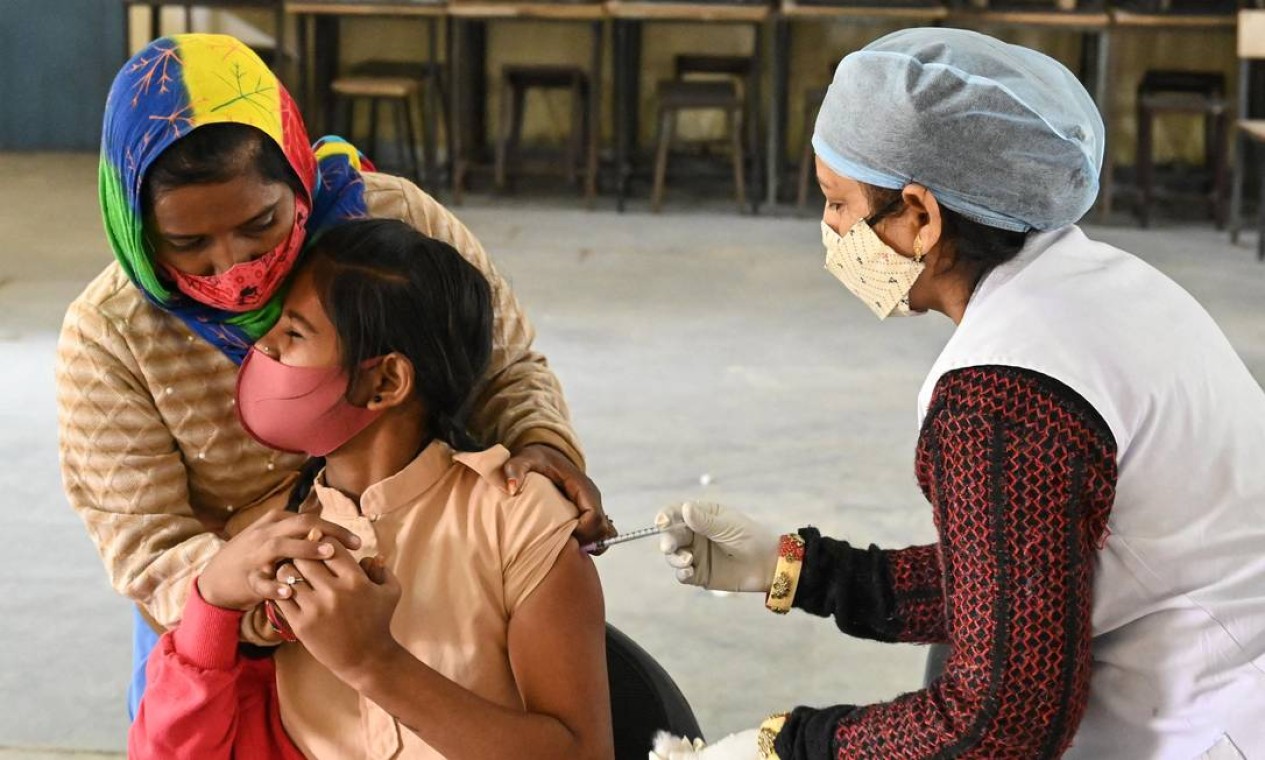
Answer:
[
  {"left": 765, "top": 533, "right": 806, "bottom": 615},
  {"left": 757, "top": 712, "right": 788, "bottom": 759}
]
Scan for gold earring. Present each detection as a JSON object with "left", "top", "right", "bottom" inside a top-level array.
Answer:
[{"left": 913, "top": 236, "right": 925, "bottom": 262}]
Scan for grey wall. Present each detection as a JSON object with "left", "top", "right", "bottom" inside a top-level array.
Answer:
[{"left": 0, "top": 0, "right": 125, "bottom": 150}]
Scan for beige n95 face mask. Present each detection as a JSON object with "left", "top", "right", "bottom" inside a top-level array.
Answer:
[{"left": 822, "top": 219, "right": 926, "bottom": 320}]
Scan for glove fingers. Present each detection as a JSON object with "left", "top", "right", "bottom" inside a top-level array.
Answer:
[
  {"left": 674, "top": 566, "right": 696, "bottom": 584},
  {"left": 683, "top": 500, "right": 759, "bottom": 552},
  {"left": 665, "top": 550, "right": 693, "bottom": 569},
  {"left": 658, "top": 504, "right": 696, "bottom": 554},
  {"left": 659, "top": 525, "right": 694, "bottom": 554},
  {"left": 680, "top": 501, "right": 721, "bottom": 537},
  {"left": 656, "top": 505, "right": 684, "bottom": 531}
]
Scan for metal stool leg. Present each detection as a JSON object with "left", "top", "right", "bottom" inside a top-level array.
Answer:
[
  {"left": 1137, "top": 102, "right": 1154, "bottom": 228},
  {"left": 495, "top": 79, "right": 514, "bottom": 192},
  {"left": 507, "top": 85, "right": 526, "bottom": 191},
  {"left": 566, "top": 79, "right": 582, "bottom": 187},
  {"left": 368, "top": 98, "right": 380, "bottom": 163},
  {"left": 1257, "top": 150, "right": 1265, "bottom": 261},
  {"left": 1212, "top": 109, "right": 1230, "bottom": 230},
  {"left": 731, "top": 108, "right": 747, "bottom": 214},
  {"left": 651, "top": 109, "right": 675, "bottom": 213},
  {"left": 797, "top": 99, "right": 817, "bottom": 210},
  {"left": 338, "top": 95, "right": 354, "bottom": 142},
  {"left": 397, "top": 98, "right": 421, "bottom": 184},
  {"left": 1231, "top": 129, "right": 1246, "bottom": 245},
  {"left": 420, "top": 82, "right": 438, "bottom": 191}
]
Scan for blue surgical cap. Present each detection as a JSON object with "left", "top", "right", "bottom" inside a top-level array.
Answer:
[{"left": 812, "top": 28, "right": 1104, "bottom": 232}]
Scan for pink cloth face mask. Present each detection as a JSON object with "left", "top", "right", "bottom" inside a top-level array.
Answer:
[
  {"left": 236, "top": 347, "right": 384, "bottom": 457},
  {"left": 162, "top": 197, "right": 311, "bottom": 313}
]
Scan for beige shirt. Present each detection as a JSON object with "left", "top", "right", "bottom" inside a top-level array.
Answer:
[
  {"left": 56, "top": 173, "right": 583, "bottom": 641},
  {"left": 275, "top": 441, "right": 578, "bottom": 760}
]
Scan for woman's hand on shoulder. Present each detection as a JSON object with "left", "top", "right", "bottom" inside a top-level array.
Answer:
[
  {"left": 197, "top": 510, "right": 363, "bottom": 611},
  {"left": 503, "top": 444, "right": 615, "bottom": 548},
  {"left": 274, "top": 545, "right": 404, "bottom": 685}
]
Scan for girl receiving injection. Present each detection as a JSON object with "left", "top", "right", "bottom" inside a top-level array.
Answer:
[{"left": 130, "top": 219, "right": 613, "bottom": 760}]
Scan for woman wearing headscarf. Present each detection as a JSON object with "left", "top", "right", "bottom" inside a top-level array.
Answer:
[
  {"left": 58, "top": 34, "right": 611, "bottom": 716},
  {"left": 651, "top": 29, "right": 1265, "bottom": 760}
]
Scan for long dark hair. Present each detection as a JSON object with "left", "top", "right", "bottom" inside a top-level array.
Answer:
[{"left": 284, "top": 218, "right": 494, "bottom": 512}]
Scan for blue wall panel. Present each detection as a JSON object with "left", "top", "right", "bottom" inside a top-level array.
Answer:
[{"left": 1, "top": 0, "right": 125, "bottom": 150}]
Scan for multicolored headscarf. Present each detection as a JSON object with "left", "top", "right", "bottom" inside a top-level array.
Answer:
[{"left": 100, "top": 34, "right": 373, "bottom": 364}]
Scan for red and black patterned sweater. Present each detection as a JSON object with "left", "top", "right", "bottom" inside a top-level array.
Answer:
[{"left": 773, "top": 365, "right": 1118, "bottom": 760}]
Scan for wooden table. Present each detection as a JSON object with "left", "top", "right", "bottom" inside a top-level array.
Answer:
[
  {"left": 285, "top": 1, "right": 446, "bottom": 144},
  {"left": 123, "top": 0, "right": 286, "bottom": 68},
  {"left": 947, "top": 7, "right": 1110, "bottom": 29},
  {"left": 767, "top": 2, "right": 946, "bottom": 206},
  {"left": 447, "top": 2, "right": 606, "bottom": 204},
  {"left": 606, "top": 1, "right": 772, "bottom": 212}
]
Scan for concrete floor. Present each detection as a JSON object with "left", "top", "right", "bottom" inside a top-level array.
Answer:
[{"left": 2, "top": 152, "right": 1263, "bottom": 755}]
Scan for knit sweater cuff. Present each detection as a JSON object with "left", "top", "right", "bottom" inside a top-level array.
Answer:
[
  {"left": 173, "top": 578, "right": 245, "bottom": 671},
  {"left": 790, "top": 528, "right": 902, "bottom": 641},
  {"left": 791, "top": 527, "right": 831, "bottom": 615}
]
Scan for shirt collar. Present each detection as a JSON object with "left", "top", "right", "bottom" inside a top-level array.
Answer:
[{"left": 312, "top": 440, "right": 455, "bottom": 519}]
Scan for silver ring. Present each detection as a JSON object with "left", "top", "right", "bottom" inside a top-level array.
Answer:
[{"left": 284, "top": 574, "right": 306, "bottom": 586}]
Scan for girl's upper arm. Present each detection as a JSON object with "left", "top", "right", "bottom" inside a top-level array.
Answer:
[{"left": 506, "top": 540, "right": 614, "bottom": 760}]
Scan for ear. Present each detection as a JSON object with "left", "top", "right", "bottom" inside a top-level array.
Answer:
[
  {"left": 899, "top": 184, "right": 946, "bottom": 267},
  {"left": 364, "top": 353, "right": 415, "bottom": 411}
]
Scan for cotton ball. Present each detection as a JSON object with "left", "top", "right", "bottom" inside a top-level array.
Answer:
[{"left": 698, "top": 473, "right": 714, "bottom": 487}]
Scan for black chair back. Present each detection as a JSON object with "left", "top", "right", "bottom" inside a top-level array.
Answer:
[{"left": 606, "top": 624, "right": 704, "bottom": 760}]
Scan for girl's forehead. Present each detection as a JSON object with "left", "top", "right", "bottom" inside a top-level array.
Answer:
[{"left": 283, "top": 268, "right": 331, "bottom": 327}]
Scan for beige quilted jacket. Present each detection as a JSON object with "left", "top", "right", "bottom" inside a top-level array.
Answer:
[{"left": 56, "top": 173, "right": 583, "bottom": 641}]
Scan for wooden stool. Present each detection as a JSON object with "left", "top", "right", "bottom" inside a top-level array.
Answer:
[
  {"left": 494, "top": 65, "right": 591, "bottom": 195},
  {"left": 797, "top": 85, "right": 829, "bottom": 209},
  {"left": 331, "top": 61, "right": 446, "bottom": 188},
  {"left": 651, "top": 80, "right": 747, "bottom": 213},
  {"left": 1135, "top": 70, "right": 1230, "bottom": 228}
]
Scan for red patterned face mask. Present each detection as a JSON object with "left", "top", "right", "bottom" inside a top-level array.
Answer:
[{"left": 162, "top": 196, "right": 311, "bottom": 313}]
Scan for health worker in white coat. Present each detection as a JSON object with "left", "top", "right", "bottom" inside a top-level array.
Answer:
[{"left": 648, "top": 27, "right": 1265, "bottom": 760}]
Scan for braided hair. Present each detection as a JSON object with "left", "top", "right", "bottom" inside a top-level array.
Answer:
[{"left": 283, "top": 218, "right": 494, "bottom": 512}]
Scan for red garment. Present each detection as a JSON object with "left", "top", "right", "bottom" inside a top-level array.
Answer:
[
  {"left": 128, "top": 580, "right": 306, "bottom": 760},
  {"left": 777, "top": 366, "right": 1118, "bottom": 759}
]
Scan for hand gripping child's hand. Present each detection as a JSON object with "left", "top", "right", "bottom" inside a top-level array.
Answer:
[
  {"left": 198, "top": 511, "right": 363, "bottom": 611},
  {"left": 274, "top": 542, "right": 402, "bottom": 680},
  {"left": 656, "top": 501, "right": 780, "bottom": 593}
]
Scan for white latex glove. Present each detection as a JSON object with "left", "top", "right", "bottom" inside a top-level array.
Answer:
[
  {"left": 656, "top": 501, "right": 780, "bottom": 593},
  {"left": 649, "top": 729, "right": 762, "bottom": 760}
]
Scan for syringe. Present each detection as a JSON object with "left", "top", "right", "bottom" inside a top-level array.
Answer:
[{"left": 582, "top": 522, "right": 674, "bottom": 554}]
